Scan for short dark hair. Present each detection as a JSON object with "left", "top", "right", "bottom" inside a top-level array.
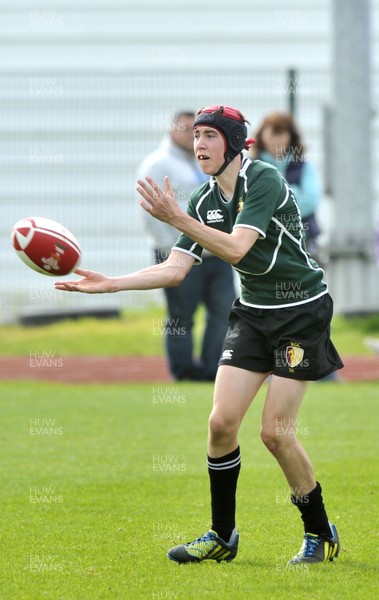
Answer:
[{"left": 171, "top": 111, "right": 195, "bottom": 124}]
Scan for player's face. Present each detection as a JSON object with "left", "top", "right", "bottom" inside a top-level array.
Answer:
[
  {"left": 261, "top": 125, "right": 291, "bottom": 158},
  {"left": 193, "top": 126, "right": 225, "bottom": 174}
]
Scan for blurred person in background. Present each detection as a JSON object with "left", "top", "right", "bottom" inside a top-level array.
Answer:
[
  {"left": 137, "top": 111, "right": 236, "bottom": 381},
  {"left": 251, "top": 112, "right": 322, "bottom": 264}
]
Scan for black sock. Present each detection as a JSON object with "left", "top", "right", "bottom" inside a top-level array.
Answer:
[
  {"left": 207, "top": 446, "right": 241, "bottom": 542},
  {"left": 291, "top": 481, "right": 332, "bottom": 537}
]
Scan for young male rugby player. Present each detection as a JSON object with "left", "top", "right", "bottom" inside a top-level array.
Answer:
[{"left": 55, "top": 105, "right": 343, "bottom": 565}]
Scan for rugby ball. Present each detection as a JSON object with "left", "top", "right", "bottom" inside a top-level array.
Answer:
[{"left": 11, "top": 217, "right": 81, "bottom": 276}]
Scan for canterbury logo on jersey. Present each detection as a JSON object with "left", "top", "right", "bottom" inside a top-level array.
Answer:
[{"left": 206, "top": 209, "right": 224, "bottom": 223}]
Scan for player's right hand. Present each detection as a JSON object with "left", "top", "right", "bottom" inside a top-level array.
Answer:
[{"left": 54, "top": 268, "right": 112, "bottom": 293}]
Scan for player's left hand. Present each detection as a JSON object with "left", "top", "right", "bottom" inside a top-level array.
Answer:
[{"left": 137, "top": 176, "right": 183, "bottom": 224}]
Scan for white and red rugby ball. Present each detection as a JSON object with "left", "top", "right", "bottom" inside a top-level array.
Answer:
[{"left": 12, "top": 217, "right": 81, "bottom": 276}]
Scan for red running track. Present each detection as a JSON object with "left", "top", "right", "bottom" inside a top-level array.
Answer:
[{"left": 0, "top": 355, "right": 378, "bottom": 383}]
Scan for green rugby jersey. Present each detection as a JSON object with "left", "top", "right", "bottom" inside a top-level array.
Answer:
[{"left": 174, "top": 158, "right": 327, "bottom": 308}]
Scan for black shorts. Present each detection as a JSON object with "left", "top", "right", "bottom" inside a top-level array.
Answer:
[{"left": 218, "top": 293, "right": 344, "bottom": 381}]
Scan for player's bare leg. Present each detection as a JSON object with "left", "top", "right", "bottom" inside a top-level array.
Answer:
[
  {"left": 261, "top": 375, "right": 340, "bottom": 564},
  {"left": 167, "top": 366, "right": 269, "bottom": 563},
  {"left": 260, "top": 376, "right": 315, "bottom": 495},
  {"left": 208, "top": 365, "right": 270, "bottom": 457},
  {"left": 208, "top": 367, "right": 271, "bottom": 542}
]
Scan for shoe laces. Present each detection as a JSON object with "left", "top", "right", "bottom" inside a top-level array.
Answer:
[
  {"left": 190, "top": 531, "right": 216, "bottom": 545},
  {"left": 302, "top": 534, "right": 320, "bottom": 557}
]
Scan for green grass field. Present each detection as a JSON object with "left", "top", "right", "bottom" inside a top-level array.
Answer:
[{"left": 1, "top": 380, "right": 378, "bottom": 600}]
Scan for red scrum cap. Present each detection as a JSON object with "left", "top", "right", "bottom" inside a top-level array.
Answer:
[{"left": 193, "top": 105, "right": 255, "bottom": 176}]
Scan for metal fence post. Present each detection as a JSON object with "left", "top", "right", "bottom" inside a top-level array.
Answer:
[
  {"left": 328, "top": 0, "right": 378, "bottom": 314},
  {"left": 287, "top": 68, "right": 297, "bottom": 115}
]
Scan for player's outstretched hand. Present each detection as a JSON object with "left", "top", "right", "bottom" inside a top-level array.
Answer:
[
  {"left": 54, "top": 268, "right": 113, "bottom": 294},
  {"left": 137, "top": 176, "right": 182, "bottom": 223}
]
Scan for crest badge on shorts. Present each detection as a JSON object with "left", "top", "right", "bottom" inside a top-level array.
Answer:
[{"left": 286, "top": 345, "right": 304, "bottom": 368}]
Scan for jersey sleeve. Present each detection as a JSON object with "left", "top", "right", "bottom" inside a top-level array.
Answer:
[
  {"left": 173, "top": 195, "right": 204, "bottom": 264},
  {"left": 234, "top": 165, "right": 286, "bottom": 239}
]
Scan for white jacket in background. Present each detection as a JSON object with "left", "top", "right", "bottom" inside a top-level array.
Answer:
[{"left": 137, "top": 136, "right": 208, "bottom": 252}]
